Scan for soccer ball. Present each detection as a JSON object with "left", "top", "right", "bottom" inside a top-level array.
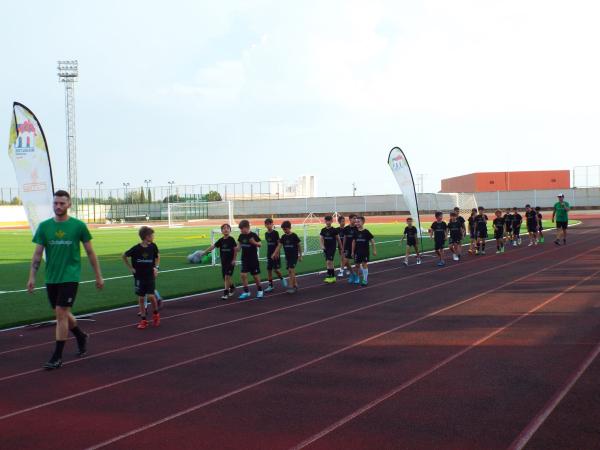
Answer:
[{"left": 187, "top": 250, "right": 205, "bottom": 264}]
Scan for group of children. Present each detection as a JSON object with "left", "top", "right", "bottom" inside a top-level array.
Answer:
[
  {"left": 121, "top": 206, "right": 547, "bottom": 328},
  {"left": 399, "top": 205, "right": 546, "bottom": 267}
]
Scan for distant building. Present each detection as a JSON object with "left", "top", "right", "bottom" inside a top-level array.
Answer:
[
  {"left": 268, "top": 175, "right": 316, "bottom": 198},
  {"left": 441, "top": 170, "right": 570, "bottom": 193}
]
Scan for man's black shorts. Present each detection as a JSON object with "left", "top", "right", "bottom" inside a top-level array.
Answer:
[
  {"left": 494, "top": 230, "right": 504, "bottom": 240},
  {"left": 556, "top": 221, "right": 568, "bottom": 230},
  {"left": 134, "top": 278, "right": 156, "bottom": 297},
  {"left": 434, "top": 238, "right": 446, "bottom": 251},
  {"left": 323, "top": 248, "right": 336, "bottom": 261},
  {"left": 221, "top": 262, "right": 235, "bottom": 278},
  {"left": 285, "top": 256, "right": 298, "bottom": 270},
  {"left": 46, "top": 282, "right": 79, "bottom": 309},
  {"left": 355, "top": 254, "right": 369, "bottom": 264},
  {"left": 407, "top": 237, "right": 417, "bottom": 247},
  {"left": 267, "top": 257, "right": 280, "bottom": 271},
  {"left": 527, "top": 221, "right": 537, "bottom": 233},
  {"left": 241, "top": 259, "right": 260, "bottom": 275},
  {"left": 476, "top": 229, "right": 488, "bottom": 239}
]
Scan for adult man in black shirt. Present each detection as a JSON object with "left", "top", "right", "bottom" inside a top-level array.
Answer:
[{"left": 123, "top": 226, "right": 160, "bottom": 329}]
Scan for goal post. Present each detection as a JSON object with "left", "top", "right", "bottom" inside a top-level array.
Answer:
[
  {"left": 453, "top": 193, "right": 478, "bottom": 218},
  {"left": 167, "top": 200, "right": 235, "bottom": 228}
]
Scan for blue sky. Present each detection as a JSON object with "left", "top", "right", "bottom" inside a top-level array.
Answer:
[{"left": 2, "top": 1, "right": 599, "bottom": 195}]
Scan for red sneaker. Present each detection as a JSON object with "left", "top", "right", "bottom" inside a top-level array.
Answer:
[
  {"left": 152, "top": 313, "right": 160, "bottom": 327},
  {"left": 137, "top": 319, "right": 148, "bottom": 329}
]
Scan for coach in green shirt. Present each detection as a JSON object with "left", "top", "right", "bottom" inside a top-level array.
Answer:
[
  {"left": 27, "top": 190, "right": 104, "bottom": 370},
  {"left": 552, "top": 193, "right": 570, "bottom": 246}
]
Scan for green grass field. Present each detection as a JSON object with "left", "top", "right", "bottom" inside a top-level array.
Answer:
[{"left": 0, "top": 220, "right": 575, "bottom": 329}]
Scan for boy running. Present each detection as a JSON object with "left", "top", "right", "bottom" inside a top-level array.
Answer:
[
  {"left": 474, "top": 206, "right": 489, "bottom": 255},
  {"left": 467, "top": 208, "right": 477, "bottom": 254},
  {"left": 400, "top": 217, "right": 421, "bottom": 266},
  {"left": 123, "top": 226, "right": 161, "bottom": 328},
  {"left": 197, "top": 224, "right": 237, "bottom": 300},
  {"left": 492, "top": 210, "right": 506, "bottom": 254},
  {"left": 429, "top": 211, "right": 448, "bottom": 266},
  {"left": 351, "top": 216, "right": 376, "bottom": 286},
  {"left": 272, "top": 220, "right": 302, "bottom": 294},
  {"left": 343, "top": 214, "right": 358, "bottom": 283},
  {"left": 264, "top": 218, "right": 285, "bottom": 292},
  {"left": 448, "top": 212, "right": 463, "bottom": 261},
  {"left": 525, "top": 204, "right": 538, "bottom": 246},
  {"left": 321, "top": 215, "right": 343, "bottom": 283},
  {"left": 535, "top": 207, "right": 544, "bottom": 243},
  {"left": 28, "top": 190, "right": 104, "bottom": 369},
  {"left": 512, "top": 207, "right": 523, "bottom": 246},
  {"left": 237, "top": 220, "right": 263, "bottom": 300}
]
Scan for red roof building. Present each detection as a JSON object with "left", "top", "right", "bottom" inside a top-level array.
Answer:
[{"left": 441, "top": 170, "right": 570, "bottom": 192}]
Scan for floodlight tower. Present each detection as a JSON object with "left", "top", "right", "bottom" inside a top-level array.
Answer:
[{"left": 57, "top": 60, "right": 79, "bottom": 213}]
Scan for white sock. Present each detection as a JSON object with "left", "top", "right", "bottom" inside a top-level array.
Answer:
[{"left": 362, "top": 268, "right": 368, "bottom": 282}]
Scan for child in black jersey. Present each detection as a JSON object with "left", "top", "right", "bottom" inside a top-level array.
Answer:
[
  {"left": 351, "top": 216, "right": 376, "bottom": 286},
  {"left": 343, "top": 214, "right": 358, "bottom": 283},
  {"left": 272, "top": 220, "right": 302, "bottom": 294},
  {"left": 468, "top": 208, "right": 477, "bottom": 254},
  {"left": 264, "top": 218, "right": 285, "bottom": 292},
  {"left": 401, "top": 217, "right": 421, "bottom": 266},
  {"left": 474, "top": 206, "right": 489, "bottom": 255},
  {"left": 448, "top": 212, "right": 463, "bottom": 261},
  {"left": 493, "top": 210, "right": 506, "bottom": 254},
  {"left": 321, "top": 215, "right": 343, "bottom": 283},
  {"left": 236, "top": 220, "right": 263, "bottom": 300},
  {"left": 525, "top": 204, "right": 538, "bottom": 247},
  {"left": 512, "top": 207, "right": 523, "bottom": 246},
  {"left": 199, "top": 223, "right": 238, "bottom": 300},
  {"left": 429, "top": 211, "right": 448, "bottom": 266},
  {"left": 535, "top": 206, "right": 544, "bottom": 243}
]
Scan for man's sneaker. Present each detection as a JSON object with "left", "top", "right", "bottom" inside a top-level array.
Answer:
[
  {"left": 239, "top": 292, "right": 251, "bottom": 300},
  {"left": 282, "top": 278, "right": 289, "bottom": 288},
  {"left": 152, "top": 313, "right": 161, "bottom": 327},
  {"left": 43, "top": 358, "right": 62, "bottom": 371},
  {"left": 416, "top": 258, "right": 422, "bottom": 265},
  {"left": 554, "top": 240, "right": 561, "bottom": 246},
  {"left": 286, "top": 287, "right": 298, "bottom": 294},
  {"left": 76, "top": 333, "right": 89, "bottom": 357},
  {"left": 256, "top": 290, "right": 264, "bottom": 300},
  {"left": 220, "top": 294, "right": 229, "bottom": 300},
  {"left": 264, "top": 285, "right": 274, "bottom": 293},
  {"left": 137, "top": 319, "right": 148, "bottom": 330}
]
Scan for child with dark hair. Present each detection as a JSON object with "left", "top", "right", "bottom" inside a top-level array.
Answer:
[
  {"left": 429, "top": 211, "right": 448, "bottom": 266},
  {"left": 525, "top": 204, "right": 538, "bottom": 246},
  {"left": 272, "top": 220, "right": 302, "bottom": 294},
  {"left": 535, "top": 206, "right": 544, "bottom": 243},
  {"left": 236, "top": 220, "right": 263, "bottom": 300},
  {"left": 504, "top": 208, "right": 514, "bottom": 245},
  {"left": 512, "top": 207, "right": 523, "bottom": 246},
  {"left": 400, "top": 217, "right": 421, "bottom": 266},
  {"left": 474, "top": 206, "right": 489, "bottom": 255},
  {"left": 321, "top": 215, "right": 343, "bottom": 283},
  {"left": 336, "top": 215, "right": 347, "bottom": 277},
  {"left": 197, "top": 223, "right": 237, "bottom": 300},
  {"left": 122, "top": 226, "right": 160, "bottom": 329},
  {"left": 264, "top": 218, "right": 285, "bottom": 292},
  {"left": 343, "top": 214, "right": 358, "bottom": 283},
  {"left": 493, "top": 210, "right": 506, "bottom": 253},
  {"left": 448, "top": 212, "right": 463, "bottom": 261},
  {"left": 468, "top": 208, "right": 478, "bottom": 254},
  {"left": 351, "top": 216, "right": 376, "bottom": 285}
]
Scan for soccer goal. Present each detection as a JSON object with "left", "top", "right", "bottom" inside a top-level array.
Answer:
[
  {"left": 451, "top": 193, "right": 478, "bottom": 218},
  {"left": 167, "top": 200, "right": 234, "bottom": 228}
]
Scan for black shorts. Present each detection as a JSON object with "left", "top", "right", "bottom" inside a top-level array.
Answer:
[
  {"left": 406, "top": 237, "right": 417, "bottom": 247},
  {"left": 323, "top": 248, "right": 336, "bottom": 261},
  {"left": 556, "top": 221, "right": 568, "bottom": 230},
  {"left": 134, "top": 278, "right": 156, "bottom": 297},
  {"left": 505, "top": 225, "right": 513, "bottom": 234},
  {"left": 221, "top": 262, "right": 235, "bottom": 278},
  {"left": 46, "top": 282, "right": 79, "bottom": 309},
  {"left": 513, "top": 225, "right": 521, "bottom": 235},
  {"left": 469, "top": 230, "right": 476, "bottom": 239},
  {"left": 267, "top": 257, "right": 280, "bottom": 271},
  {"left": 241, "top": 259, "right": 260, "bottom": 275},
  {"left": 434, "top": 238, "right": 446, "bottom": 251},
  {"left": 527, "top": 222, "right": 537, "bottom": 233},
  {"left": 355, "top": 254, "right": 369, "bottom": 264},
  {"left": 494, "top": 230, "right": 504, "bottom": 240},
  {"left": 476, "top": 229, "right": 488, "bottom": 239},
  {"left": 450, "top": 233, "right": 462, "bottom": 245},
  {"left": 285, "top": 255, "right": 298, "bottom": 270}
]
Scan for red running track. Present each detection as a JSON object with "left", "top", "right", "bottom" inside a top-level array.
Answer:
[{"left": 0, "top": 222, "right": 599, "bottom": 450}]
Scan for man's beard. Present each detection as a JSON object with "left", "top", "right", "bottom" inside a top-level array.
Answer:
[{"left": 54, "top": 208, "right": 68, "bottom": 217}]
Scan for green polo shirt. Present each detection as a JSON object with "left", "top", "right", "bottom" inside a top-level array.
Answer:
[
  {"left": 32, "top": 217, "right": 92, "bottom": 284},
  {"left": 553, "top": 201, "right": 570, "bottom": 223}
]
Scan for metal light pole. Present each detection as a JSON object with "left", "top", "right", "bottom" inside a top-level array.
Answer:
[
  {"left": 144, "top": 179, "right": 151, "bottom": 203},
  {"left": 95, "top": 181, "right": 103, "bottom": 201},
  {"left": 123, "top": 182, "right": 130, "bottom": 203},
  {"left": 57, "top": 60, "right": 79, "bottom": 214},
  {"left": 168, "top": 181, "right": 175, "bottom": 201}
]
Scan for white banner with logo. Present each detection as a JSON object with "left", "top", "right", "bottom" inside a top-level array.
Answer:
[
  {"left": 388, "top": 147, "right": 422, "bottom": 237},
  {"left": 7, "top": 103, "right": 54, "bottom": 235}
]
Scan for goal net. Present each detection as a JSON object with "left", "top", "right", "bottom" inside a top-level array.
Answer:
[
  {"left": 452, "top": 193, "right": 478, "bottom": 218},
  {"left": 168, "top": 201, "right": 234, "bottom": 228}
]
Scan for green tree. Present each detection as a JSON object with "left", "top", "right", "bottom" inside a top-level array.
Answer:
[{"left": 205, "top": 190, "right": 222, "bottom": 202}]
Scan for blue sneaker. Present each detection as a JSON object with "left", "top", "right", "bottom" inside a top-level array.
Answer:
[
  {"left": 353, "top": 277, "right": 361, "bottom": 285},
  {"left": 347, "top": 273, "right": 355, "bottom": 284},
  {"left": 256, "top": 290, "right": 264, "bottom": 300},
  {"left": 239, "top": 292, "right": 251, "bottom": 300},
  {"left": 437, "top": 261, "right": 446, "bottom": 267},
  {"left": 282, "top": 278, "right": 288, "bottom": 288},
  {"left": 264, "top": 285, "right": 274, "bottom": 293}
]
